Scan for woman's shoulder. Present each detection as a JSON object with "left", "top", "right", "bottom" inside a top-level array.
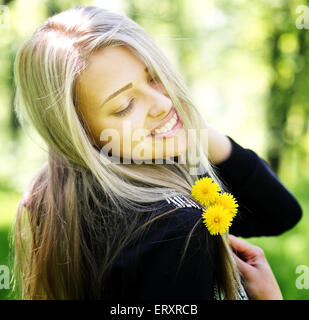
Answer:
[
  {"left": 143, "top": 192, "right": 204, "bottom": 225},
  {"left": 127, "top": 193, "right": 208, "bottom": 253}
]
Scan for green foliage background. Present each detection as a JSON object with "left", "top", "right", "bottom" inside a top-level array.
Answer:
[{"left": 0, "top": 0, "right": 308, "bottom": 299}]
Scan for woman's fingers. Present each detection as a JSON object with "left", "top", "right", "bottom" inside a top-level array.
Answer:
[
  {"left": 232, "top": 251, "right": 252, "bottom": 275},
  {"left": 228, "top": 234, "right": 264, "bottom": 261},
  {"left": 228, "top": 234, "right": 255, "bottom": 253},
  {"left": 228, "top": 234, "right": 283, "bottom": 300},
  {"left": 229, "top": 234, "right": 254, "bottom": 273}
]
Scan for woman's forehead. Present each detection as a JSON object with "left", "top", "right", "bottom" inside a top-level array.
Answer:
[{"left": 83, "top": 46, "right": 145, "bottom": 81}]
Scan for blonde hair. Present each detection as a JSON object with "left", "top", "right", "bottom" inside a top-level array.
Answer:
[{"left": 12, "top": 5, "right": 246, "bottom": 299}]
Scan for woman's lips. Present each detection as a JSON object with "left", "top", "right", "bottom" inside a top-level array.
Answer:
[
  {"left": 147, "top": 110, "right": 183, "bottom": 138},
  {"left": 150, "top": 106, "right": 176, "bottom": 133}
]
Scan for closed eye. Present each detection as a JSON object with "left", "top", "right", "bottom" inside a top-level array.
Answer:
[
  {"left": 114, "top": 98, "right": 134, "bottom": 117},
  {"left": 113, "top": 76, "right": 160, "bottom": 117}
]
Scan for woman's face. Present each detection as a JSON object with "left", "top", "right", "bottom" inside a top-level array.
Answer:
[{"left": 76, "top": 45, "right": 187, "bottom": 162}]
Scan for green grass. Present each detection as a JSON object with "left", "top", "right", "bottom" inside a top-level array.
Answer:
[
  {"left": 247, "top": 180, "right": 309, "bottom": 300},
  {"left": 0, "top": 225, "right": 13, "bottom": 300},
  {"left": 0, "top": 191, "right": 20, "bottom": 300},
  {"left": 0, "top": 184, "right": 308, "bottom": 300}
]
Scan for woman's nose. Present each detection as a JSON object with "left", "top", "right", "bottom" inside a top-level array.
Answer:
[{"left": 147, "top": 93, "right": 172, "bottom": 118}]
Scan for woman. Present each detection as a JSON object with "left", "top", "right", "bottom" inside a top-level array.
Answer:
[{"left": 13, "top": 5, "right": 302, "bottom": 300}]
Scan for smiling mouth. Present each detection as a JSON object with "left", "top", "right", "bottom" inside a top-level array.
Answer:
[{"left": 148, "top": 110, "right": 183, "bottom": 138}]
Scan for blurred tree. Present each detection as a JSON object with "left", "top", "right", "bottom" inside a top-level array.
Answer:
[
  {"left": 1, "top": 0, "right": 19, "bottom": 139},
  {"left": 45, "top": 0, "right": 63, "bottom": 16},
  {"left": 266, "top": 1, "right": 309, "bottom": 174}
]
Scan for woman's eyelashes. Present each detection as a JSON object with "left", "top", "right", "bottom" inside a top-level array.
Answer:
[
  {"left": 114, "top": 98, "right": 134, "bottom": 117},
  {"left": 113, "top": 77, "right": 159, "bottom": 118},
  {"left": 150, "top": 76, "right": 160, "bottom": 86}
]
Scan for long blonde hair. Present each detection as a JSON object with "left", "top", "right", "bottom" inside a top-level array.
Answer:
[{"left": 12, "top": 5, "right": 246, "bottom": 299}]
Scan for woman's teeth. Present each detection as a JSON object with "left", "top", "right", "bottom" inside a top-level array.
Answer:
[{"left": 152, "top": 113, "right": 178, "bottom": 135}]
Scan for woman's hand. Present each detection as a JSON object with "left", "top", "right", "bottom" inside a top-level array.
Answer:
[{"left": 228, "top": 234, "right": 283, "bottom": 300}]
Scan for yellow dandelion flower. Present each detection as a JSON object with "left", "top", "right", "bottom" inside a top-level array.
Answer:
[
  {"left": 214, "top": 193, "right": 239, "bottom": 218},
  {"left": 202, "top": 205, "right": 233, "bottom": 236},
  {"left": 191, "top": 177, "right": 221, "bottom": 207}
]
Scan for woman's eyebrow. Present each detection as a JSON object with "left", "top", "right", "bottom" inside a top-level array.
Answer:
[
  {"left": 100, "top": 82, "right": 133, "bottom": 108},
  {"left": 99, "top": 67, "right": 148, "bottom": 108}
]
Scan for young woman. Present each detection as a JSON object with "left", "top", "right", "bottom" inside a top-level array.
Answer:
[{"left": 13, "top": 5, "right": 302, "bottom": 300}]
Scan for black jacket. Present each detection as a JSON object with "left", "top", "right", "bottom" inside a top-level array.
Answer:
[{"left": 100, "top": 136, "right": 302, "bottom": 300}]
